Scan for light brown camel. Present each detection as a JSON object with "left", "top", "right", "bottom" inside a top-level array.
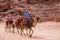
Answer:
[
  {"left": 5, "top": 18, "right": 14, "bottom": 32},
  {"left": 20, "top": 16, "right": 40, "bottom": 37}
]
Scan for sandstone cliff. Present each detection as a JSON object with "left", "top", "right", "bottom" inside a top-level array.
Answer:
[{"left": 0, "top": 0, "right": 60, "bottom": 22}]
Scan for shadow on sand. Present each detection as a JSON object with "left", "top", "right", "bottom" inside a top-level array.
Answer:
[{"left": 30, "top": 36, "right": 44, "bottom": 39}]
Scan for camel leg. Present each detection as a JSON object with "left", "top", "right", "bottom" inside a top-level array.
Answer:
[
  {"left": 17, "top": 29, "right": 19, "bottom": 34},
  {"left": 8, "top": 24, "right": 11, "bottom": 33},
  {"left": 17, "top": 25, "right": 22, "bottom": 34},
  {"left": 6, "top": 24, "right": 10, "bottom": 32},
  {"left": 22, "top": 29, "right": 25, "bottom": 35},
  {"left": 10, "top": 24, "right": 14, "bottom": 33},
  {"left": 5, "top": 25, "right": 7, "bottom": 32},
  {"left": 5, "top": 27, "right": 7, "bottom": 32},
  {"left": 17, "top": 26, "right": 20, "bottom": 34},
  {"left": 17, "top": 28, "right": 20, "bottom": 34},
  {"left": 12, "top": 27, "right": 14, "bottom": 33},
  {"left": 9, "top": 26, "right": 11, "bottom": 32},
  {"left": 20, "top": 28, "right": 25, "bottom": 35},
  {"left": 5, "top": 26, "right": 8, "bottom": 32},
  {"left": 29, "top": 28, "right": 34, "bottom": 37},
  {"left": 20, "top": 28, "right": 23, "bottom": 35},
  {"left": 15, "top": 25, "right": 19, "bottom": 34},
  {"left": 26, "top": 28, "right": 28, "bottom": 35},
  {"left": 5, "top": 23, "right": 8, "bottom": 32},
  {"left": 29, "top": 29, "right": 31, "bottom": 37},
  {"left": 12, "top": 25, "right": 15, "bottom": 33}
]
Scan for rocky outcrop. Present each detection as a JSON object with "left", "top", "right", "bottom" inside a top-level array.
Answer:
[
  {"left": 0, "top": 0, "right": 60, "bottom": 22},
  {"left": 0, "top": 1, "right": 10, "bottom": 12},
  {"left": 26, "top": 0, "right": 60, "bottom": 5}
]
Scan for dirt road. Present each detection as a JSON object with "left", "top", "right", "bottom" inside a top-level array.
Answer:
[{"left": 0, "top": 22, "right": 60, "bottom": 40}]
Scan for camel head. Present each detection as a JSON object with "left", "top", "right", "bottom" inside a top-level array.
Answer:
[
  {"left": 33, "top": 16, "right": 40, "bottom": 26},
  {"left": 36, "top": 16, "right": 40, "bottom": 22}
]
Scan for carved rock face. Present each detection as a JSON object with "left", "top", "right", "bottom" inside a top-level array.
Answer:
[
  {"left": 0, "top": 0, "right": 8, "bottom": 3},
  {"left": 0, "top": 0, "right": 60, "bottom": 22},
  {"left": 26, "top": 0, "right": 60, "bottom": 4},
  {"left": 0, "top": 2, "right": 10, "bottom": 12}
]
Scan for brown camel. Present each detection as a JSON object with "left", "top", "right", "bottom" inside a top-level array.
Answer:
[
  {"left": 20, "top": 16, "right": 40, "bottom": 37},
  {"left": 13, "top": 17, "right": 24, "bottom": 34},
  {"left": 5, "top": 16, "right": 23, "bottom": 34},
  {"left": 5, "top": 18, "right": 14, "bottom": 32}
]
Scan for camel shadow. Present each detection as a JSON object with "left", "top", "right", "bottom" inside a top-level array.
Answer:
[{"left": 30, "top": 36, "right": 44, "bottom": 39}]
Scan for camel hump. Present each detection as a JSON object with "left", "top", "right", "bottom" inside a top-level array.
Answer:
[
  {"left": 7, "top": 18, "right": 12, "bottom": 22},
  {"left": 15, "top": 17, "right": 23, "bottom": 25}
]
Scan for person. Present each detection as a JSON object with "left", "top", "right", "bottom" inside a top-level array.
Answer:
[
  {"left": 24, "top": 10, "right": 30, "bottom": 19},
  {"left": 23, "top": 10, "right": 33, "bottom": 27}
]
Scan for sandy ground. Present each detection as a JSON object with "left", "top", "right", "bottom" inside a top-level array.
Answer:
[{"left": 0, "top": 21, "right": 60, "bottom": 40}]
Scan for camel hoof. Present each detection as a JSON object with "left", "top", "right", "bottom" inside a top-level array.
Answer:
[
  {"left": 26, "top": 33, "right": 28, "bottom": 35},
  {"left": 17, "top": 31, "right": 19, "bottom": 34},
  {"left": 29, "top": 35, "right": 32, "bottom": 37},
  {"left": 5, "top": 30, "right": 6, "bottom": 32},
  {"left": 12, "top": 31, "right": 14, "bottom": 34},
  {"left": 20, "top": 33, "right": 23, "bottom": 36}
]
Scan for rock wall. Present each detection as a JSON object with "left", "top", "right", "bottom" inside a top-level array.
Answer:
[
  {"left": 26, "top": 0, "right": 60, "bottom": 4},
  {"left": 0, "top": 0, "right": 60, "bottom": 22}
]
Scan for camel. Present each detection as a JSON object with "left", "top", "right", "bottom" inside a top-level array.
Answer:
[
  {"left": 5, "top": 16, "right": 23, "bottom": 34},
  {"left": 20, "top": 16, "right": 40, "bottom": 37},
  {"left": 13, "top": 17, "right": 23, "bottom": 33},
  {"left": 5, "top": 15, "right": 40, "bottom": 37},
  {"left": 5, "top": 18, "right": 14, "bottom": 32}
]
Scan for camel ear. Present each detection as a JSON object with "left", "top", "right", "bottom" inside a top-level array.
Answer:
[
  {"left": 36, "top": 16, "right": 40, "bottom": 19},
  {"left": 36, "top": 16, "right": 40, "bottom": 22},
  {"left": 37, "top": 16, "right": 42, "bottom": 23}
]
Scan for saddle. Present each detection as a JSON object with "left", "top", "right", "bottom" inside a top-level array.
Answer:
[
  {"left": 6, "top": 18, "right": 13, "bottom": 24},
  {"left": 22, "top": 17, "right": 34, "bottom": 27},
  {"left": 15, "top": 18, "right": 23, "bottom": 26}
]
